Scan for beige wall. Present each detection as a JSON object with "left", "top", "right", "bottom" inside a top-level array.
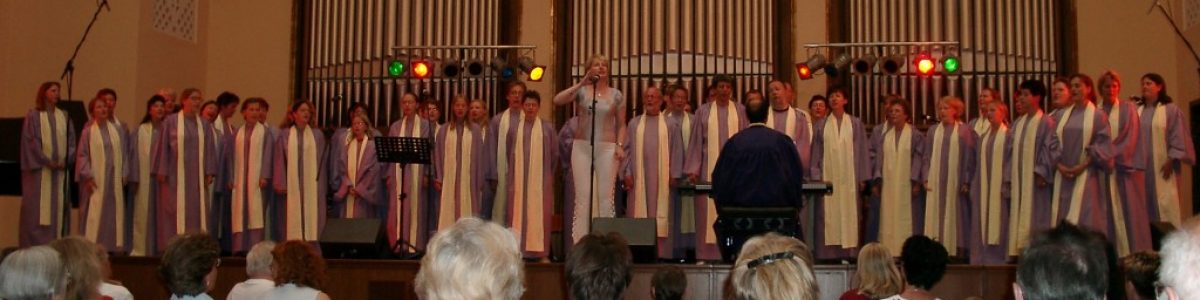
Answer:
[
  {"left": 519, "top": 0, "right": 558, "bottom": 119},
  {"left": 206, "top": 0, "right": 294, "bottom": 125}
]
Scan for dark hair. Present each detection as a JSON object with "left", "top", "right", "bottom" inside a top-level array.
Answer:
[
  {"left": 141, "top": 95, "right": 167, "bottom": 124},
  {"left": 743, "top": 89, "right": 764, "bottom": 104},
  {"left": 524, "top": 90, "right": 542, "bottom": 102},
  {"left": 241, "top": 97, "right": 269, "bottom": 112},
  {"left": 669, "top": 84, "right": 688, "bottom": 95},
  {"left": 1141, "top": 73, "right": 1172, "bottom": 104},
  {"left": 566, "top": 232, "right": 633, "bottom": 300},
  {"left": 711, "top": 75, "right": 736, "bottom": 90},
  {"left": 159, "top": 233, "right": 220, "bottom": 297},
  {"left": 826, "top": 86, "right": 847, "bottom": 99},
  {"left": 900, "top": 235, "right": 949, "bottom": 290},
  {"left": 95, "top": 88, "right": 117, "bottom": 102},
  {"left": 273, "top": 240, "right": 327, "bottom": 290},
  {"left": 1071, "top": 74, "right": 1097, "bottom": 103},
  {"left": 35, "top": 81, "right": 61, "bottom": 111},
  {"left": 887, "top": 97, "right": 912, "bottom": 122},
  {"left": 343, "top": 102, "right": 371, "bottom": 127},
  {"left": 1019, "top": 79, "right": 1047, "bottom": 99},
  {"left": 282, "top": 100, "right": 315, "bottom": 128},
  {"left": 88, "top": 98, "right": 107, "bottom": 116},
  {"left": 200, "top": 100, "right": 218, "bottom": 115},
  {"left": 651, "top": 266, "right": 686, "bottom": 300},
  {"left": 216, "top": 91, "right": 240, "bottom": 108},
  {"left": 1119, "top": 251, "right": 1160, "bottom": 299},
  {"left": 808, "top": 95, "right": 827, "bottom": 108},
  {"left": 1016, "top": 222, "right": 1109, "bottom": 300},
  {"left": 745, "top": 94, "right": 769, "bottom": 124}
]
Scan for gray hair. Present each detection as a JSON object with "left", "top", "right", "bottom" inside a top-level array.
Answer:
[
  {"left": 1160, "top": 217, "right": 1200, "bottom": 299},
  {"left": 0, "top": 246, "right": 64, "bottom": 300},
  {"left": 415, "top": 217, "right": 524, "bottom": 300},
  {"left": 246, "top": 241, "right": 277, "bottom": 277}
]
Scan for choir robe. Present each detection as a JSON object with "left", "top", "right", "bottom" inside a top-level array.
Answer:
[
  {"left": 1136, "top": 102, "right": 1196, "bottom": 226},
  {"left": 221, "top": 122, "right": 275, "bottom": 252},
  {"left": 664, "top": 111, "right": 695, "bottom": 258},
  {"left": 212, "top": 116, "right": 235, "bottom": 251},
  {"left": 809, "top": 113, "right": 871, "bottom": 259},
  {"left": 485, "top": 109, "right": 523, "bottom": 222},
  {"left": 76, "top": 120, "right": 133, "bottom": 252},
  {"left": 621, "top": 114, "right": 684, "bottom": 258},
  {"left": 1006, "top": 111, "right": 1062, "bottom": 256},
  {"left": 1048, "top": 104, "right": 1115, "bottom": 233},
  {"left": 683, "top": 101, "right": 747, "bottom": 260},
  {"left": 868, "top": 124, "right": 926, "bottom": 254},
  {"left": 968, "top": 125, "right": 1011, "bottom": 264},
  {"left": 434, "top": 122, "right": 486, "bottom": 231},
  {"left": 19, "top": 108, "right": 76, "bottom": 247},
  {"left": 128, "top": 123, "right": 159, "bottom": 256},
  {"left": 504, "top": 117, "right": 558, "bottom": 257},
  {"left": 330, "top": 127, "right": 382, "bottom": 204},
  {"left": 271, "top": 125, "right": 329, "bottom": 242},
  {"left": 154, "top": 113, "right": 219, "bottom": 251},
  {"left": 334, "top": 136, "right": 382, "bottom": 219},
  {"left": 970, "top": 117, "right": 991, "bottom": 137},
  {"left": 385, "top": 116, "right": 435, "bottom": 250},
  {"left": 1101, "top": 100, "right": 1149, "bottom": 256},
  {"left": 558, "top": 117, "right": 578, "bottom": 242},
  {"left": 922, "top": 122, "right": 977, "bottom": 257},
  {"left": 766, "top": 107, "right": 813, "bottom": 180}
]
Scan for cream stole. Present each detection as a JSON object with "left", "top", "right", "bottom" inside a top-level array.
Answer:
[
  {"left": 175, "top": 114, "right": 207, "bottom": 234},
  {"left": 232, "top": 123, "right": 266, "bottom": 234},
  {"left": 633, "top": 115, "right": 670, "bottom": 238},
  {"left": 85, "top": 121, "right": 125, "bottom": 246},
  {"left": 880, "top": 124, "right": 913, "bottom": 251},
  {"left": 766, "top": 108, "right": 798, "bottom": 142},
  {"left": 395, "top": 117, "right": 423, "bottom": 240},
  {"left": 1107, "top": 102, "right": 1130, "bottom": 255},
  {"left": 704, "top": 104, "right": 738, "bottom": 244},
  {"left": 132, "top": 123, "right": 154, "bottom": 256},
  {"left": 495, "top": 110, "right": 516, "bottom": 217},
  {"left": 438, "top": 123, "right": 476, "bottom": 230},
  {"left": 1140, "top": 103, "right": 1181, "bottom": 224},
  {"left": 1008, "top": 112, "right": 1042, "bottom": 255},
  {"left": 286, "top": 126, "right": 319, "bottom": 241},
  {"left": 821, "top": 115, "right": 858, "bottom": 247},
  {"left": 37, "top": 109, "right": 67, "bottom": 226},
  {"left": 973, "top": 118, "right": 991, "bottom": 137},
  {"left": 1052, "top": 103, "right": 1096, "bottom": 225},
  {"left": 925, "top": 122, "right": 962, "bottom": 253},
  {"left": 512, "top": 116, "right": 546, "bottom": 252},
  {"left": 344, "top": 136, "right": 369, "bottom": 217},
  {"left": 980, "top": 124, "right": 1007, "bottom": 245}
]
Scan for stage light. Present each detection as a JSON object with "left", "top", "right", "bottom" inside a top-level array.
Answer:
[
  {"left": 528, "top": 65, "right": 546, "bottom": 81},
  {"left": 881, "top": 54, "right": 905, "bottom": 74},
  {"left": 803, "top": 54, "right": 828, "bottom": 73},
  {"left": 516, "top": 56, "right": 545, "bottom": 81},
  {"left": 941, "top": 55, "right": 961, "bottom": 74},
  {"left": 443, "top": 60, "right": 462, "bottom": 78},
  {"left": 465, "top": 59, "right": 485, "bottom": 76},
  {"left": 824, "top": 53, "right": 851, "bottom": 78},
  {"left": 490, "top": 56, "right": 516, "bottom": 79},
  {"left": 796, "top": 63, "right": 814, "bottom": 80},
  {"left": 852, "top": 54, "right": 877, "bottom": 74},
  {"left": 914, "top": 53, "right": 935, "bottom": 76},
  {"left": 412, "top": 61, "right": 431, "bottom": 79},
  {"left": 387, "top": 60, "right": 406, "bottom": 77}
]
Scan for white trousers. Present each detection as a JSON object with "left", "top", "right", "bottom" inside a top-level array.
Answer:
[{"left": 570, "top": 140, "right": 617, "bottom": 244}]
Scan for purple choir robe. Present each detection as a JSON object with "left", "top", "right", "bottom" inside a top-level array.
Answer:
[
  {"left": 1135, "top": 103, "right": 1196, "bottom": 226},
  {"left": 1101, "top": 100, "right": 1150, "bottom": 255},
  {"left": 968, "top": 126, "right": 1011, "bottom": 264},
  {"left": 504, "top": 119, "right": 558, "bottom": 257},
  {"left": 334, "top": 136, "right": 381, "bottom": 219},
  {"left": 683, "top": 101, "right": 747, "bottom": 261},
  {"left": 154, "top": 113, "right": 219, "bottom": 252},
  {"left": 385, "top": 116, "right": 435, "bottom": 250},
  {"left": 921, "top": 122, "right": 977, "bottom": 257},
  {"left": 621, "top": 114, "right": 684, "bottom": 258},
  {"left": 558, "top": 117, "right": 578, "bottom": 239},
  {"left": 486, "top": 109, "right": 524, "bottom": 222},
  {"left": 221, "top": 122, "right": 275, "bottom": 252},
  {"left": 809, "top": 113, "right": 871, "bottom": 259},
  {"left": 767, "top": 108, "right": 813, "bottom": 180},
  {"left": 868, "top": 124, "right": 926, "bottom": 253},
  {"left": 1006, "top": 111, "right": 1062, "bottom": 255},
  {"left": 20, "top": 109, "right": 76, "bottom": 247},
  {"left": 1048, "top": 105, "right": 1115, "bottom": 233},
  {"left": 211, "top": 116, "right": 235, "bottom": 251},
  {"left": 664, "top": 111, "right": 695, "bottom": 258},
  {"left": 271, "top": 125, "right": 329, "bottom": 242},
  {"left": 434, "top": 122, "right": 486, "bottom": 231},
  {"left": 330, "top": 127, "right": 382, "bottom": 198},
  {"left": 127, "top": 123, "right": 159, "bottom": 256},
  {"left": 76, "top": 120, "right": 133, "bottom": 252}
]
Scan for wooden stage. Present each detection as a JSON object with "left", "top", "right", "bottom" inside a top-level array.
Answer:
[{"left": 111, "top": 257, "right": 1016, "bottom": 300}]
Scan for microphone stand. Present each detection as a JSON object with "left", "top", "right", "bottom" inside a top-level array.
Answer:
[
  {"left": 588, "top": 77, "right": 600, "bottom": 234},
  {"left": 60, "top": 0, "right": 110, "bottom": 102}
]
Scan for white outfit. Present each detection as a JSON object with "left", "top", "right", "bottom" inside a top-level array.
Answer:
[
  {"left": 227, "top": 278, "right": 275, "bottom": 300},
  {"left": 98, "top": 282, "right": 133, "bottom": 300},
  {"left": 171, "top": 293, "right": 214, "bottom": 300},
  {"left": 263, "top": 283, "right": 321, "bottom": 300},
  {"left": 570, "top": 140, "right": 617, "bottom": 244}
]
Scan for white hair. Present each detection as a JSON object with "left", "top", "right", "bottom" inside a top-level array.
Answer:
[
  {"left": 415, "top": 217, "right": 524, "bottom": 300},
  {"left": 246, "top": 240, "right": 277, "bottom": 277},
  {"left": 1160, "top": 217, "right": 1200, "bottom": 299},
  {"left": 0, "top": 246, "right": 65, "bottom": 300}
]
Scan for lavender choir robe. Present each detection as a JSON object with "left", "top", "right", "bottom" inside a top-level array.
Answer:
[
  {"left": 1006, "top": 111, "right": 1062, "bottom": 255},
  {"left": 621, "top": 114, "right": 684, "bottom": 258},
  {"left": 76, "top": 120, "right": 133, "bottom": 252},
  {"left": 809, "top": 114, "right": 871, "bottom": 259},
  {"left": 333, "top": 136, "right": 381, "bottom": 219},
  {"left": 664, "top": 111, "right": 695, "bottom": 258},
  {"left": 330, "top": 127, "right": 382, "bottom": 202},
  {"left": 503, "top": 118, "right": 558, "bottom": 257},
  {"left": 221, "top": 122, "right": 275, "bottom": 252},
  {"left": 271, "top": 125, "right": 329, "bottom": 242},
  {"left": 922, "top": 122, "right": 977, "bottom": 257},
  {"left": 683, "top": 102, "right": 747, "bottom": 260},
  {"left": 486, "top": 109, "right": 523, "bottom": 222},
  {"left": 1049, "top": 105, "right": 1115, "bottom": 233},
  {"left": 868, "top": 124, "right": 926, "bottom": 253},
  {"left": 968, "top": 126, "right": 1011, "bottom": 264},
  {"left": 154, "top": 113, "right": 218, "bottom": 251},
  {"left": 385, "top": 116, "right": 435, "bottom": 250},
  {"left": 128, "top": 123, "right": 159, "bottom": 256},
  {"left": 19, "top": 109, "right": 76, "bottom": 247},
  {"left": 558, "top": 117, "right": 578, "bottom": 242},
  {"left": 212, "top": 116, "right": 236, "bottom": 251},
  {"left": 767, "top": 108, "right": 813, "bottom": 180},
  {"left": 1135, "top": 103, "right": 1197, "bottom": 226},
  {"left": 1101, "top": 100, "right": 1150, "bottom": 255},
  {"left": 434, "top": 122, "right": 486, "bottom": 231}
]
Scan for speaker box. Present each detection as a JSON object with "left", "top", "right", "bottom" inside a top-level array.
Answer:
[
  {"left": 320, "top": 218, "right": 388, "bottom": 259},
  {"left": 591, "top": 217, "right": 657, "bottom": 263}
]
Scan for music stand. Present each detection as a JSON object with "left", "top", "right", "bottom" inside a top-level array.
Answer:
[{"left": 374, "top": 136, "right": 433, "bottom": 259}]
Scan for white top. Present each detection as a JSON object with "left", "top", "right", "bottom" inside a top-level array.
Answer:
[
  {"left": 170, "top": 293, "right": 214, "bottom": 300},
  {"left": 263, "top": 283, "right": 321, "bottom": 300},
  {"left": 98, "top": 282, "right": 133, "bottom": 300},
  {"left": 226, "top": 279, "right": 275, "bottom": 300}
]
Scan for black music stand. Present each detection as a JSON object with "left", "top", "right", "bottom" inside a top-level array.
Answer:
[{"left": 374, "top": 136, "right": 433, "bottom": 259}]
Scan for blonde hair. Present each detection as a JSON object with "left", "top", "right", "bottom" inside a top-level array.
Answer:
[
  {"left": 983, "top": 100, "right": 1009, "bottom": 126},
  {"left": 415, "top": 217, "right": 524, "bottom": 300},
  {"left": 587, "top": 54, "right": 610, "bottom": 69},
  {"left": 49, "top": 237, "right": 103, "bottom": 300},
  {"left": 469, "top": 99, "right": 490, "bottom": 127},
  {"left": 938, "top": 96, "right": 965, "bottom": 120},
  {"left": 853, "top": 243, "right": 904, "bottom": 299},
  {"left": 730, "top": 233, "right": 818, "bottom": 300}
]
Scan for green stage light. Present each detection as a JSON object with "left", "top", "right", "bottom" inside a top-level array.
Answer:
[{"left": 388, "top": 60, "right": 405, "bottom": 77}]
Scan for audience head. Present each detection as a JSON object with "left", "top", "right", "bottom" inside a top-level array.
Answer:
[
  {"left": 1015, "top": 222, "right": 1108, "bottom": 300},
  {"left": 49, "top": 236, "right": 103, "bottom": 300},
  {"left": 416, "top": 217, "right": 524, "bottom": 300},
  {"left": 159, "top": 233, "right": 221, "bottom": 297},
  {"left": 730, "top": 232, "right": 818, "bottom": 300},
  {"left": 1119, "top": 251, "right": 1160, "bottom": 300},
  {"left": 272, "top": 240, "right": 326, "bottom": 290},
  {"left": 0, "top": 246, "right": 65, "bottom": 300},
  {"left": 1159, "top": 216, "right": 1200, "bottom": 299},
  {"left": 566, "top": 232, "right": 633, "bottom": 300},
  {"left": 651, "top": 265, "right": 686, "bottom": 300},
  {"left": 36, "top": 81, "right": 62, "bottom": 111},
  {"left": 853, "top": 242, "right": 903, "bottom": 299},
  {"left": 1140, "top": 72, "right": 1172, "bottom": 103},
  {"left": 246, "top": 241, "right": 277, "bottom": 279},
  {"left": 900, "top": 235, "right": 949, "bottom": 290}
]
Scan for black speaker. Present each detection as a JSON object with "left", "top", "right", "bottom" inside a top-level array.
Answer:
[
  {"left": 591, "top": 217, "right": 657, "bottom": 263},
  {"left": 714, "top": 206, "right": 801, "bottom": 263},
  {"left": 320, "top": 218, "right": 388, "bottom": 259},
  {"left": 0, "top": 118, "right": 25, "bottom": 196}
]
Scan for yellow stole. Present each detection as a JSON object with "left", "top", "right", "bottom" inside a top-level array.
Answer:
[
  {"left": 395, "top": 117, "right": 423, "bottom": 240},
  {"left": 438, "top": 123, "right": 476, "bottom": 230},
  {"left": 512, "top": 116, "right": 546, "bottom": 252},
  {"left": 132, "top": 123, "right": 154, "bottom": 256},
  {"left": 1008, "top": 112, "right": 1042, "bottom": 255},
  {"left": 980, "top": 124, "right": 1007, "bottom": 245},
  {"left": 925, "top": 122, "right": 962, "bottom": 254},
  {"left": 233, "top": 123, "right": 266, "bottom": 234},
  {"left": 85, "top": 121, "right": 125, "bottom": 247},
  {"left": 286, "top": 126, "right": 319, "bottom": 241},
  {"left": 704, "top": 103, "right": 738, "bottom": 244},
  {"left": 880, "top": 124, "right": 913, "bottom": 251},
  {"left": 494, "top": 110, "right": 517, "bottom": 220},
  {"left": 1140, "top": 103, "right": 1181, "bottom": 224},
  {"left": 175, "top": 114, "right": 207, "bottom": 234},
  {"left": 1052, "top": 103, "right": 1096, "bottom": 225},
  {"left": 821, "top": 115, "right": 858, "bottom": 247},
  {"left": 345, "top": 136, "right": 368, "bottom": 217},
  {"left": 1107, "top": 102, "right": 1130, "bottom": 256},
  {"left": 37, "top": 109, "right": 67, "bottom": 226},
  {"left": 766, "top": 108, "right": 798, "bottom": 142},
  {"left": 634, "top": 115, "right": 670, "bottom": 238}
]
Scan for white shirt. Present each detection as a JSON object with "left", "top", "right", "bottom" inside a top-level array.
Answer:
[
  {"left": 98, "top": 282, "right": 133, "bottom": 300},
  {"left": 170, "top": 293, "right": 214, "bottom": 300},
  {"left": 263, "top": 283, "right": 321, "bottom": 300},
  {"left": 227, "top": 278, "right": 275, "bottom": 300}
]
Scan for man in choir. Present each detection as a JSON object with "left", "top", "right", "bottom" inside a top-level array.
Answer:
[
  {"left": 808, "top": 95, "right": 829, "bottom": 124},
  {"left": 486, "top": 81, "right": 527, "bottom": 223},
  {"left": 222, "top": 98, "right": 273, "bottom": 254},
  {"left": 711, "top": 87, "right": 805, "bottom": 212},
  {"left": 77, "top": 97, "right": 132, "bottom": 253},
  {"left": 212, "top": 91, "right": 240, "bottom": 252},
  {"left": 333, "top": 112, "right": 381, "bottom": 219},
  {"left": 684, "top": 75, "right": 747, "bottom": 261},
  {"left": 766, "top": 80, "right": 812, "bottom": 175},
  {"left": 154, "top": 88, "right": 218, "bottom": 252},
  {"left": 20, "top": 82, "right": 76, "bottom": 248},
  {"left": 869, "top": 97, "right": 925, "bottom": 255},
  {"left": 810, "top": 87, "right": 870, "bottom": 260},
  {"left": 969, "top": 101, "right": 1011, "bottom": 264},
  {"left": 922, "top": 95, "right": 976, "bottom": 259},
  {"left": 1007, "top": 79, "right": 1061, "bottom": 257},
  {"left": 622, "top": 86, "right": 683, "bottom": 259},
  {"left": 272, "top": 101, "right": 328, "bottom": 243},
  {"left": 1050, "top": 75, "right": 1114, "bottom": 234},
  {"left": 434, "top": 95, "right": 485, "bottom": 231},
  {"left": 1135, "top": 73, "right": 1196, "bottom": 227},
  {"left": 663, "top": 84, "right": 695, "bottom": 260},
  {"left": 386, "top": 92, "right": 435, "bottom": 253},
  {"left": 505, "top": 91, "right": 558, "bottom": 260},
  {"left": 1097, "top": 71, "right": 1148, "bottom": 256}
]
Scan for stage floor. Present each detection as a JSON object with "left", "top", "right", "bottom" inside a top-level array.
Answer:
[{"left": 111, "top": 257, "right": 1016, "bottom": 300}]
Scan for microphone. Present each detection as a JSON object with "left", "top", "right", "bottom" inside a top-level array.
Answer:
[{"left": 589, "top": 75, "right": 600, "bottom": 83}]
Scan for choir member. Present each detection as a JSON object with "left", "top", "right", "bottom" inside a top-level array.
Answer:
[
  {"left": 211, "top": 91, "right": 240, "bottom": 252},
  {"left": 487, "top": 81, "right": 527, "bottom": 223},
  {"left": 333, "top": 112, "right": 381, "bottom": 219},
  {"left": 1135, "top": 73, "right": 1196, "bottom": 226},
  {"left": 157, "top": 88, "right": 178, "bottom": 114},
  {"left": 222, "top": 98, "right": 274, "bottom": 253},
  {"left": 1006, "top": 80, "right": 1061, "bottom": 257},
  {"left": 766, "top": 80, "right": 813, "bottom": 173},
  {"left": 1098, "top": 71, "right": 1148, "bottom": 256},
  {"left": 200, "top": 100, "right": 219, "bottom": 123},
  {"left": 869, "top": 97, "right": 925, "bottom": 254},
  {"left": 434, "top": 95, "right": 486, "bottom": 231},
  {"left": 808, "top": 95, "right": 829, "bottom": 124},
  {"left": 810, "top": 87, "right": 870, "bottom": 259},
  {"left": 621, "top": 86, "right": 683, "bottom": 258},
  {"left": 386, "top": 92, "right": 435, "bottom": 251},
  {"left": 328, "top": 103, "right": 380, "bottom": 220},
  {"left": 504, "top": 91, "right": 558, "bottom": 259},
  {"left": 470, "top": 99, "right": 489, "bottom": 131},
  {"left": 272, "top": 100, "right": 328, "bottom": 243},
  {"left": 553, "top": 55, "right": 628, "bottom": 244},
  {"left": 1049, "top": 75, "right": 1114, "bottom": 232},
  {"left": 213, "top": 92, "right": 241, "bottom": 140},
  {"left": 969, "top": 101, "right": 1011, "bottom": 264},
  {"left": 684, "top": 75, "right": 747, "bottom": 261},
  {"left": 423, "top": 100, "right": 442, "bottom": 127},
  {"left": 922, "top": 95, "right": 976, "bottom": 258},
  {"left": 663, "top": 84, "right": 695, "bottom": 259},
  {"left": 77, "top": 97, "right": 132, "bottom": 253},
  {"left": 20, "top": 81, "right": 76, "bottom": 247},
  {"left": 969, "top": 88, "right": 1000, "bottom": 137},
  {"left": 129, "top": 95, "right": 166, "bottom": 256},
  {"left": 154, "top": 88, "right": 219, "bottom": 251}
]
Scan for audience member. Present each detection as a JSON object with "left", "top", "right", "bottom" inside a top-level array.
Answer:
[
  {"left": 730, "top": 232, "right": 818, "bottom": 300},
  {"left": 840, "top": 243, "right": 902, "bottom": 300},
  {"left": 264, "top": 240, "right": 331, "bottom": 300},
  {"left": 49, "top": 236, "right": 103, "bottom": 300},
  {"left": 0, "top": 246, "right": 65, "bottom": 300},
  {"left": 94, "top": 244, "right": 133, "bottom": 300},
  {"left": 1159, "top": 216, "right": 1200, "bottom": 300},
  {"left": 1014, "top": 222, "right": 1107, "bottom": 300},
  {"left": 898, "top": 235, "right": 949, "bottom": 300},
  {"left": 1119, "top": 251, "right": 1159, "bottom": 300},
  {"left": 651, "top": 265, "right": 686, "bottom": 300},
  {"left": 228, "top": 241, "right": 277, "bottom": 300},
  {"left": 566, "top": 232, "right": 633, "bottom": 300},
  {"left": 160, "top": 233, "right": 221, "bottom": 300},
  {"left": 415, "top": 217, "right": 524, "bottom": 300}
]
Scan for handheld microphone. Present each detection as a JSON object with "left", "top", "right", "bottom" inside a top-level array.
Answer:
[{"left": 589, "top": 75, "right": 600, "bottom": 83}]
